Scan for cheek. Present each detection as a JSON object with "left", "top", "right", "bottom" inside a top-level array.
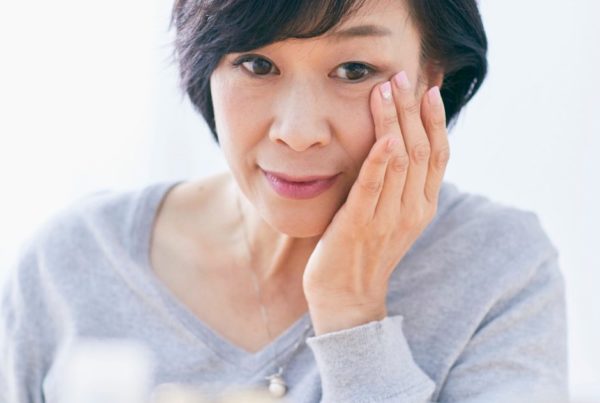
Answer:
[
  {"left": 211, "top": 76, "right": 269, "bottom": 158},
  {"left": 212, "top": 77, "right": 251, "bottom": 139},
  {"left": 334, "top": 94, "right": 377, "bottom": 176}
]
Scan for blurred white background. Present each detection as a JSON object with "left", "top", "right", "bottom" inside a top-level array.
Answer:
[{"left": 0, "top": 0, "right": 598, "bottom": 399}]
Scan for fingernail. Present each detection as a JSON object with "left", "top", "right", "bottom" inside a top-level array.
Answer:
[
  {"left": 428, "top": 86, "right": 442, "bottom": 106},
  {"left": 379, "top": 81, "right": 392, "bottom": 101},
  {"left": 393, "top": 71, "right": 410, "bottom": 90}
]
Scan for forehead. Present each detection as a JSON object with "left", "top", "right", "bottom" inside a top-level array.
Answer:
[
  {"left": 324, "top": 0, "right": 415, "bottom": 41},
  {"left": 272, "top": 2, "right": 418, "bottom": 62},
  {"left": 261, "top": 0, "right": 418, "bottom": 55}
]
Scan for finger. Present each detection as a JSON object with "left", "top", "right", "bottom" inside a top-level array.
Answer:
[
  {"left": 370, "top": 83, "right": 410, "bottom": 221},
  {"left": 421, "top": 86, "right": 450, "bottom": 204},
  {"left": 344, "top": 135, "right": 397, "bottom": 225},
  {"left": 371, "top": 81, "right": 405, "bottom": 146},
  {"left": 391, "top": 71, "right": 431, "bottom": 209}
]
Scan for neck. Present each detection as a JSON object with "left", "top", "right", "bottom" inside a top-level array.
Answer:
[{"left": 233, "top": 182, "right": 320, "bottom": 286}]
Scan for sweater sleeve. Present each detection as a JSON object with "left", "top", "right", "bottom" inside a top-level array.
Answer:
[
  {"left": 305, "top": 315, "right": 436, "bottom": 403},
  {"left": 436, "top": 253, "right": 569, "bottom": 403},
  {"left": 0, "top": 240, "right": 55, "bottom": 403},
  {"left": 305, "top": 252, "right": 568, "bottom": 403}
]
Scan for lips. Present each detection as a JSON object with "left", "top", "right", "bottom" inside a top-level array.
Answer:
[{"left": 261, "top": 169, "right": 339, "bottom": 200}]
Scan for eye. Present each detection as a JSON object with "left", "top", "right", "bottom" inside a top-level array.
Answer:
[
  {"left": 232, "top": 55, "right": 277, "bottom": 76},
  {"left": 231, "top": 55, "right": 377, "bottom": 82},
  {"left": 333, "top": 62, "right": 376, "bottom": 82}
]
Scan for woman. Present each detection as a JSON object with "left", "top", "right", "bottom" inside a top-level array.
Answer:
[{"left": 0, "top": 0, "right": 568, "bottom": 402}]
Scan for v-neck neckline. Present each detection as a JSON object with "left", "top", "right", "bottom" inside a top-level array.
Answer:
[{"left": 133, "top": 180, "right": 314, "bottom": 373}]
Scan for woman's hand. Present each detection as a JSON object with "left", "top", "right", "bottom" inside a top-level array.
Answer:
[{"left": 303, "top": 71, "right": 450, "bottom": 336}]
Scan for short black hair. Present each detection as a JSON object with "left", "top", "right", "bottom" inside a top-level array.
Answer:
[{"left": 170, "top": 0, "right": 487, "bottom": 142}]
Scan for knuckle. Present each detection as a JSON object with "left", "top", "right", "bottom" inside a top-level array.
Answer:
[
  {"left": 401, "top": 99, "right": 421, "bottom": 115},
  {"left": 371, "top": 153, "right": 388, "bottom": 166},
  {"left": 382, "top": 112, "right": 399, "bottom": 127},
  {"left": 431, "top": 113, "right": 447, "bottom": 129},
  {"left": 424, "top": 182, "right": 437, "bottom": 203},
  {"left": 410, "top": 142, "right": 431, "bottom": 164},
  {"left": 360, "top": 179, "right": 383, "bottom": 194},
  {"left": 391, "top": 154, "right": 409, "bottom": 173},
  {"left": 433, "top": 147, "right": 450, "bottom": 170},
  {"left": 429, "top": 108, "right": 447, "bottom": 128}
]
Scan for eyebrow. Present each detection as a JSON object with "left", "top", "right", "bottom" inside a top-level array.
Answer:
[{"left": 326, "top": 24, "right": 392, "bottom": 41}]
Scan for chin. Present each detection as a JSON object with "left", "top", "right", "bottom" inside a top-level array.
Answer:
[
  {"left": 259, "top": 201, "right": 340, "bottom": 238},
  {"left": 272, "top": 220, "right": 328, "bottom": 238},
  {"left": 239, "top": 170, "right": 352, "bottom": 238}
]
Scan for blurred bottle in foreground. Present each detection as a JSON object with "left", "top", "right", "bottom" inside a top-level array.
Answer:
[
  {"left": 55, "top": 338, "right": 283, "bottom": 403},
  {"left": 57, "top": 339, "right": 154, "bottom": 403},
  {"left": 152, "top": 382, "right": 281, "bottom": 403},
  {"left": 52, "top": 338, "right": 599, "bottom": 403}
]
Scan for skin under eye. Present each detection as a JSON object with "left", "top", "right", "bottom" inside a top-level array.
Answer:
[{"left": 231, "top": 55, "right": 377, "bottom": 82}]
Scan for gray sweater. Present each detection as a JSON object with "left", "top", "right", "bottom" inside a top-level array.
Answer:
[{"left": 0, "top": 180, "right": 568, "bottom": 403}]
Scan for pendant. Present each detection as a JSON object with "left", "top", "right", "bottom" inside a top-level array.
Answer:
[{"left": 266, "top": 372, "right": 287, "bottom": 398}]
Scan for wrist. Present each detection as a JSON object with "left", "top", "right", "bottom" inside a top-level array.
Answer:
[{"left": 308, "top": 303, "right": 387, "bottom": 336}]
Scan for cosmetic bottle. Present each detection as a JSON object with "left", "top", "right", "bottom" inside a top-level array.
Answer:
[{"left": 58, "top": 338, "right": 154, "bottom": 403}]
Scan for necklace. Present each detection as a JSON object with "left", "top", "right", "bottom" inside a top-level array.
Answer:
[
  {"left": 263, "top": 322, "right": 314, "bottom": 397},
  {"left": 235, "top": 192, "right": 314, "bottom": 398}
]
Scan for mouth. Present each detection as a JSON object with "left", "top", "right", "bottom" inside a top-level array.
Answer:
[{"left": 261, "top": 169, "right": 339, "bottom": 200}]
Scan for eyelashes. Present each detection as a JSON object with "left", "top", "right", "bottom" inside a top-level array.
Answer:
[
  {"left": 231, "top": 54, "right": 378, "bottom": 83},
  {"left": 334, "top": 62, "right": 377, "bottom": 82},
  {"left": 232, "top": 55, "right": 276, "bottom": 76}
]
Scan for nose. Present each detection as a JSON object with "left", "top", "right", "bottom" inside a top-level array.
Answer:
[{"left": 268, "top": 81, "right": 332, "bottom": 152}]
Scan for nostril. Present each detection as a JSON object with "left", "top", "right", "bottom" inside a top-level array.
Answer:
[{"left": 268, "top": 126, "right": 331, "bottom": 152}]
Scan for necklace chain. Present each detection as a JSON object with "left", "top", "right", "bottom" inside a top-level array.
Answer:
[{"left": 235, "top": 192, "right": 314, "bottom": 398}]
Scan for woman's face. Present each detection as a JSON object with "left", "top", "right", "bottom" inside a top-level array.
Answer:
[{"left": 210, "top": 0, "right": 427, "bottom": 237}]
